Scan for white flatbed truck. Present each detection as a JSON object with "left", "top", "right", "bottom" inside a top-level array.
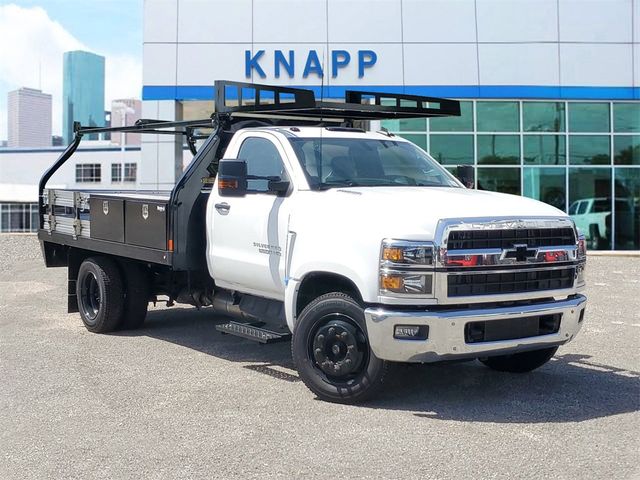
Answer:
[{"left": 38, "top": 81, "right": 587, "bottom": 403}]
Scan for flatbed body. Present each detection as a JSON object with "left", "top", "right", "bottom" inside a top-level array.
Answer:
[{"left": 40, "top": 188, "right": 175, "bottom": 266}]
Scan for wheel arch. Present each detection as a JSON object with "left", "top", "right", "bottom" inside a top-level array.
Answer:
[{"left": 293, "top": 271, "right": 364, "bottom": 322}]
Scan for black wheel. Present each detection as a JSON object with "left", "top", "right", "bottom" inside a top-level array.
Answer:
[
  {"left": 479, "top": 346, "right": 558, "bottom": 373},
  {"left": 119, "top": 261, "right": 150, "bottom": 330},
  {"left": 76, "top": 256, "right": 124, "bottom": 333},
  {"left": 292, "top": 292, "right": 388, "bottom": 404}
]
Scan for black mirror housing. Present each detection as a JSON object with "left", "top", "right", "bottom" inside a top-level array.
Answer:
[{"left": 218, "top": 159, "right": 248, "bottom": 197}]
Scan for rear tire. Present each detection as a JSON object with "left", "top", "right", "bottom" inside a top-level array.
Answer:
[
  {"left": 479, "top": 346, "right": 558, "bottom": 373},
  {"left": 292, "top": 292, "right": 388, "bottom": 404},
  {"left": 76, "top": 256, "right": 124, "bottom": 333},
  {"left": 119, "top": 261, "right": 150, "bottom": 330}
]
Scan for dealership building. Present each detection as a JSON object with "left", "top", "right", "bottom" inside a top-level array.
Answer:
[
  {"left": 142, "top": 0, "right": 639, "bottom": 250},
  {"left": 4, "top": 0, "right": 639, "bottom": 249}
]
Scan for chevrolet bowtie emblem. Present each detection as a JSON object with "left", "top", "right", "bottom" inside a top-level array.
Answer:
[{"left": 502, "top": 244, "right": 537, "bottom": 262}]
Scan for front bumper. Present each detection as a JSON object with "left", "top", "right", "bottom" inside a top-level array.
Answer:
[{"left": 364, "top": 295, "right": 587, "bottom": 363}]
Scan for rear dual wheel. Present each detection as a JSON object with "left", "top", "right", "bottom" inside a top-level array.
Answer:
[
  {"left": 292, "top": 292, "right": 388, "bottom": 404},
  {"left": 76, "top": 257, "right": 149, "bottom": 333}
]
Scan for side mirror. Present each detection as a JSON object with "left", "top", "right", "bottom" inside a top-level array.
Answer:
[
  {"left": 218, "top": 159, "right": 247, "bottom": 197},
  {"left": 456, "top": 165, "right": 475, "bottom": 188}
]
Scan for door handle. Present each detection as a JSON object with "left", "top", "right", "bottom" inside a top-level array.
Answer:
[{"left": 215, "top": 202, "right": 230, "bottom": 214}]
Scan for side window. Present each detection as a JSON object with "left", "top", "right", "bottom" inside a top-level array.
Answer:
[
  {"left": 577, "top": 201, "right": 589, "bottom": 215},
  {"left": 238, "top": 137, "right": 287, "bottom": 192}
]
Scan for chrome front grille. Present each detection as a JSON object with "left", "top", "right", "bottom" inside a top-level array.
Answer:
[
  {"left": 447, "top": 227, "right": 576, "bottom": 250},
  {"left": 433, "top": 217, "right": 582, "bottom": 303},
  {"left": 447, "top": 267, "right": 576, "bottom": 297}
]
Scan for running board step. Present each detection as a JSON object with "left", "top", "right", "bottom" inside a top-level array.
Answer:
[{"left": 215, "top": 321, "right": 291, "bottom": 344}]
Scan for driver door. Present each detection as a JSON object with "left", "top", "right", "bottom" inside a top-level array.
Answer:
[{"left": 208, "top": 133, "right": 292, "bottom": 300}]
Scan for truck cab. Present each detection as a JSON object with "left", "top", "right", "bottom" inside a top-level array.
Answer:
[{"left": 38, "top": 81, "right": 588, "bottom": 403}]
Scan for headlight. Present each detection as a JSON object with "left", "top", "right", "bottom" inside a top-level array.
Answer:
[
  {"left": 380, "top": 239, "right": 435, "bottom": 297},
  {"left": 381, "top": 239, "right": 434, "bottom": 267}
]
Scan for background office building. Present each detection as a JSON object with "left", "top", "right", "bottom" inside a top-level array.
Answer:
[
  {"left": 63, "top": 50, "right": 105, "bottom": 143},
  {"left": 110, "top": 99, "right": 142, "bottom": 146},
  {"left": 148, "top": 1, "right": 636, "bottom": 249},
  {"left": 7, "top": 87, "right": 52, "bottom": 148}
]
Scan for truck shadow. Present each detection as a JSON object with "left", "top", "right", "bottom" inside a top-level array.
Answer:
[{"left": 124, "top": 307, "right": 640, "bottom": 424}]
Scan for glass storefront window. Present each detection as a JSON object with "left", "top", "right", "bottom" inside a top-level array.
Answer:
[
  {"left": 477, "top": 135, "right": 520, "bottom": 165},
  {"left": 568, "top": 168, "right": 612, "bottom": 249},
  {"left": 523, "top": 102, "right": 565, "bottom": 132},
  {"left": 429, "top": 134, "right": 474, "bottom": 165},
  {"left": 445, "top": 166, "right": 475, "bottom": 187},
  {"left": 0, "top": 203, "right": 38, "bottom": 233},
  {"left": 613, "top": 103, "right": 640, "bottom": 133},
  {"left": 568, "top": 103, "right": 610, "bottom": 132},
  {"left": 399, "top": 133, "right": 427, "bottom": 150},
  {"left": 614, "top": 135, "right": 640, "bottom": 165},
  {"left": 614, "top": 168, "right": 640, "bottom": 249},
  {"left": 380, "top": 119, "right": 399, "bottom": 131},
  {"left": 523, "top": 167, "right": 566, "bottom": 211},
  {"left": 523, "top": 135, "right": 566, "bottom": 165},
  {"left": 477, "top": 101, "right": 520, "bottom": 132},
  {"left": 430, "top": 101, "right": 473, "bottom": 132},
  {"left": 477, "top": 168, "right": 521, "bottom": 195},
  {"left": 569, "top": 136, "right": 610, "bottom": 165},
  {"left": 398, "top": 117, "right": 426, "bottom": 132}
]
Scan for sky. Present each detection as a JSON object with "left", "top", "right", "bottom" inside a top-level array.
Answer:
[{"left": 0, "top": 1, "right": 143, "bottom": 139}]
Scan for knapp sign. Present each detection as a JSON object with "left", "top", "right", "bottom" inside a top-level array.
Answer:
[{"left": 245, "top": 49, "right": 378, "bottom": 79}]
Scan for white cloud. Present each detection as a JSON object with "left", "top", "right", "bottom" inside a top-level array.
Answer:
[
  {"left": 105, "top": 54, "right": 143, "bottom": 107},
  {"left": 0, "top": 4, "right": 141, "bottom": 138}
]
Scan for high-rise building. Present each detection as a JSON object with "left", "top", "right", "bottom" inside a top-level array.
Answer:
[
  {"left": 63, "top": 51, "right": 105, "bottom": 143},
  {"left": 110, "top": 99, "right": 142, "bottom": 146},
  {"left": 7, "top": 88, "right": 52, "bottom": 148}
]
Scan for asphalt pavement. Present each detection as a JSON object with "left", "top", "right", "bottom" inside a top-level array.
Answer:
[{"left": 1, "top": 235, "right": 639, "bottom": 479}]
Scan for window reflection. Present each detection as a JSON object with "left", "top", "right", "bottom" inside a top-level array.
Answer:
[
  {"left": 568, "top": 103, "right": 610, "bottom": 132},
  {"left": 523, "top": 102, "right": 565, "bottom": 132},
  {"left": 614, "top": 169, "right": 640, "bottom": 250},
  {"left": 429, "top": 134, "right": 474, "bottom": 165},
  {"left": 524, "top": 168, "right": 566, "bottom": 211},
  {"left": 569, "top": 136, "right": 610, "bottom": 165},
  {"left": 477, "top": 102, "right": 519, "bottom": 132},
  {"left": 477, "top": 135, "right": 519, "bottom": 165},
  {"left": 614, "top": 135, "right": 640, "bottom": 165},
  {"left": 569, "top": 168, "right": 612, "bottom": 250},
  {"left": 400, "top": 134, "right": 427, "bottom": 150},
  {"left": 613, "top": 103, "right": 640, "bottom": 133},
  {"left": 430, "top": 101, "right": 473, "bottom": 132},
  {"left": 524, "top": 135, "right": 566, "bottom": 165},
  {"left": 477, "top": 168, "right": 520, "bottom": 195}
]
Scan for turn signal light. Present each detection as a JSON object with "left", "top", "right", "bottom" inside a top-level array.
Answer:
[
  {"left": 382, "top": 247, "right": 404, "bottom": 262},
  {"left": 218, "top": 179, "right": 238, "bottom": 190},
  {"left": 380, "top": 275, "right": 403, "bottom": 290}
]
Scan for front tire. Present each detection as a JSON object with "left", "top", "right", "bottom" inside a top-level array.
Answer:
[
  {"left": 479, "top": 346, "right": 558, "bottom": 373},
  {"left": 76, "top": 256, "right": 124, "bottom": 333},
  {"left": 292, "top": 292, "right": 388, "bottom": 404}
]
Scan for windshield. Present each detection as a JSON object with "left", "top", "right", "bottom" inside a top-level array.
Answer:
[{"left": 288, "top": 137, "right": 462, "bottom": 190}]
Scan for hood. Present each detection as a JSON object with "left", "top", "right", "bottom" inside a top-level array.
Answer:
[{"left": 296, "top": 186, "right": 569, "bottom": 241}]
